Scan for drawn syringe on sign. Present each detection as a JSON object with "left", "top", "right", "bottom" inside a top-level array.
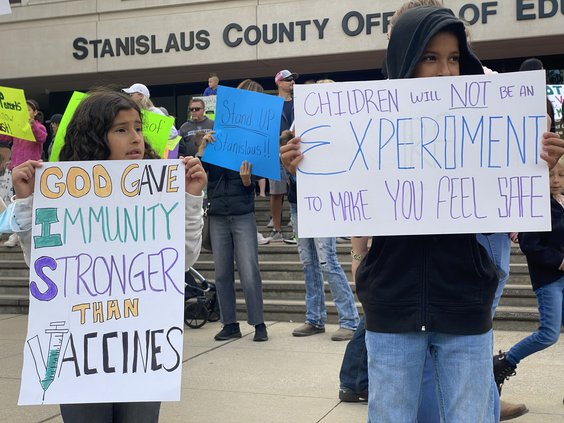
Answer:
[{"left": 26, "top": 321, "right": 69, "bottom": 401}]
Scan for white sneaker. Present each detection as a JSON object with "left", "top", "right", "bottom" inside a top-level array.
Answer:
[
  {"left": 257, "top": 232, "right": 270, "bottom": 245},
  {"left": 267, "top": 218, "right": 274, "bottom": 228},
  {"left": 4, "top": 233, "right": 19, "bottom": 248}
]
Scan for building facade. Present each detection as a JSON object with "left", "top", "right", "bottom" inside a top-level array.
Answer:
[{"left": 1, "top": 0, "right": 563, "bottom": 121}]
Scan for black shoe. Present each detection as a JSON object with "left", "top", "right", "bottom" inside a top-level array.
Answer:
[
  {"left": 214, "top": 323, "right": 242, "bottom": 341},
  {"left": 493, "top": 350, "right": 517, "bottom": 394},
  {"left": 253, "top": 323, "right": 268, "bottom": 342},
  {"left": 338, "top": 387, "right": 368, "bottom": 402}
]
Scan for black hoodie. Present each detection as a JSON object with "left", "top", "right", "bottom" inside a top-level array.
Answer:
[{"left": 355, "top": 7, "right": 498, "bottom": 335}]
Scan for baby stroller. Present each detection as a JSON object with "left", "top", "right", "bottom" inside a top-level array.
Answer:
[{"left": 184, "top": 267, "right": 220, "bottom": 329}]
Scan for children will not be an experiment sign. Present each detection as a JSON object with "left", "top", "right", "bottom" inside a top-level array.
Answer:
[
  {"left": 19, "top": 160, "right": 186, "bottom": 405},
  {"left": 294, "top": 70, "right": 551, "bottom": 237}
]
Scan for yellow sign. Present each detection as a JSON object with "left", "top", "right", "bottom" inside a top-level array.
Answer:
[{"left": 0, "top": 86, "right": 34, "bottom": 141}]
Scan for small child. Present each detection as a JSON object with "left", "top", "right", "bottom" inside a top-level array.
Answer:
[
  {"left": 11, "top": 89, "right": 206, "bottom": 423},
  {"left": 494, "top": 156, "right": 564, "bottom": 394}
]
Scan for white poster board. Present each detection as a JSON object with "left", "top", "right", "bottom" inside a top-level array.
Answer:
[
  {"left": 294, "top": 71, "right": 550, "bottom": 237},
  {"left": 19, "top": 160, "right": 186, "bottom": 405}
]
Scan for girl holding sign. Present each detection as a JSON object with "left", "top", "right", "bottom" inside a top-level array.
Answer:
[{"left": 10, "top": 90, "right": 207, "bottom": 423}]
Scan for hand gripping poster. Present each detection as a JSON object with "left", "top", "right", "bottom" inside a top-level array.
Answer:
[{"left": 18, "top": 160, "right": 186, "bottom": 405}]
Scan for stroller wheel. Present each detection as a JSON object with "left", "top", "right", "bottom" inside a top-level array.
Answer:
[
  {"left": 184, "top": 301, "right": 210, "bottom": 329},
  {"left": 206, "top": 298, "right": 220, "bottom": 322}
]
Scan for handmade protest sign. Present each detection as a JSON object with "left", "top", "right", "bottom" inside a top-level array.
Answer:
[
  {"left": 19, "top": 160, "right": 186, "bottom": 405},
  {"left": 49, "top": 91, "right": 87, "bottom": 162},
  {"left": 294, "top": 70, "right": 550, "bottom": 237},
  {"left": 0, "top": 86, "right": 34, "bottom": 141},
  {"left": 547, "top": 85, "right": 563, "bottom": 123},
  {"left": 201, "top": 85, "right": 283, "bottom": 180},
  {"left": 141, "top": 110, "right": 174, "bottom": 158}
]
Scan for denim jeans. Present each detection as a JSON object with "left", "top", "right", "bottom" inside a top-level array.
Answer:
[
  {"left": 289, "top": 203, "right": 359, "bottom": 330},
  {"left": 60, "top": 402, "right": 160, "bottom": 422},
  {"left": 507, "top": 275, "right": 564, "bottom": 365},
  {"left": 477, "top": 233, "right": 511, "bottom": 315},
  {"left": 418, "top": 234, "right": 508, "bottom": 423},
  {"left": 210, "top": 212, "right": 265, "bottom": 326},
  {"left": 339, "top": 316, "right": 367, "bottom": 393},
  {"left": 365, "top": 330, "right": 495, "bottom": 423}
]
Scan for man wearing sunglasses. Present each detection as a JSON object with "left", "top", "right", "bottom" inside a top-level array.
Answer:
[{"left": 179, "top": 98, "right": 214, "bottom": 157}]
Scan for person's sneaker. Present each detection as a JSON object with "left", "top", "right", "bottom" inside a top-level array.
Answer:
[
  {"left": 267, "top": 218, "right": 274, "bottom": 228},
  {"left": 292, "top": 323, "right": 325, "bottom": 337},
  {"left": 3, "top": 233, "right": 19, "bottom": 248},
  {"left": 500, "top": 400, "right": 528, "bottom": 421},
  {"left": 214, "top": 323, "right": 242, "bottom": 341},
  {"left": 338, "top": 387, "right": 368, "bottom": 403},
  {"left": 493, "top": 351, "right": 517, "bottom": 394},
  {"left": 253, "top": 323, "right": 268, "bottom": 342},
  {"left": 257, "top": 232, "right": 270, "bottom": 245},
  {"left": 331, "top": 327, "right": 355, "bottom": 341},
  {"left": 283, "top": 235, "right": 297, "bottom": 245},
  {"left": 268, "top": 231, "right": 284, "bottom": 242}
]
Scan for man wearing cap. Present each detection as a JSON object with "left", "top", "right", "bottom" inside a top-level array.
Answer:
[
  {"left": 123, "top": 83, "right": 151, "bottom": 101},
  {"left": 123, "top": 83, "right": 178, "bottom": 141},
  {"left": 178, "top": 98, "right": 214, "bottom": 158},
  {"left": 267, "top": 70, "right": 297, "bottom": 242}
]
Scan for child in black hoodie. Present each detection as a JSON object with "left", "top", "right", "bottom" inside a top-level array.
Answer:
[{"left": 280, "top": 6, "right": 564, "bottom": 423}]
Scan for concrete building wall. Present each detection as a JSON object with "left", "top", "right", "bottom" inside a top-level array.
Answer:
[{"left": 1, "top": 0, "right": 563, "bottom": 99}]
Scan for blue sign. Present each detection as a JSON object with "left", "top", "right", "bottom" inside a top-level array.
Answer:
[{"left": 202, "top": 85, "right": 284, "bottom": 180}]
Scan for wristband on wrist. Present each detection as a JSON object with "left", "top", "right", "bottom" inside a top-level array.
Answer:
[{"left": 350, "top": 249, "right": 364, "bottom": 262}]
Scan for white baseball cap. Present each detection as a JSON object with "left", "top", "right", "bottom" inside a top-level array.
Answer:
[{"left": 123, "top": 83, "right": 150, "bottom": 98}]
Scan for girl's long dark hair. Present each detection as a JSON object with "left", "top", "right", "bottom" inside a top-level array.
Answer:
[{"left": 59, "top": 89, "right": 160, "bottom": 161}]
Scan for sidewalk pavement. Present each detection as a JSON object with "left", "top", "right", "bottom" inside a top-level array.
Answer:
[{"left": 1, "top": 314, "right": 563, "bottom": 423}]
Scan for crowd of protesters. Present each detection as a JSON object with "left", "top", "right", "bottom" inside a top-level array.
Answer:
[{"left": 1, "top": 1, "right": 563, "bottom": 422}]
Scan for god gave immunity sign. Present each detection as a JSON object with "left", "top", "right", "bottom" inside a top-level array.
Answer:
[
  {"left": 294, "top": 70, "right": 551, "bottom": 237},
  {"left": 19, "top": 160, "right": 186, "bottom": 405}
]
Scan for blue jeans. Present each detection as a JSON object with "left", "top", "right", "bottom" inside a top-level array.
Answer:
[
  {"left": 477, "top": 233, "right": 511, "bottom": 314},
  {"left": 290, "top": 203, "right": 359, "bottom": 330},
  {"left": 339, "top": 316, "right": 368, "bottom": 393},
  {"left": 507, "top": 276, "right": 564, "bottom": 365},
  {"left": 210, "top": 213, "right": 264, "bottom": 326},
  {"left": 365, "top": 330, "right": 495, "bottom": 423},
  {"left": 60, "top": 402, "right": 160, "bottom": 422},
  {"left": 418, "top": 234, "right": 508, "bottom": 422}
]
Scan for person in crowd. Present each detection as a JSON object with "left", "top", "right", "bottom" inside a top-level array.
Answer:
[
  {"left": 493, "top": 155, "right": 564, "bottom": 398},
  {"left": 198, "top": 79, "right": 268, "bottom": 342},
  {"left": 266, "top": 69, "right": 296, "bottom": 242},
  {"left": 45, "top": 113, "right": 62, "bottom": 159},
  {"left": 9, "top": 89, "right": 206, "bottom": 422},
  {"left": 203, "top": 73, "right": 219, "bottom": 96},
  {"left": 280, "top": 6, "right": 564, "bottom": 422},
  {"left": 0, "top": 99, "right": 47, "bottom": 247},
  {"left": 338, "top": 1, "right": 526, "bottom": 419},
  {"left": 281, "top": 78, "right": 360, "bottom": 341},
  {"left": 123, "top": 83, "right": 178, "bottom": 139},
  {"left": 178, "top": 98, "right": 214, "bottom": 158}
]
